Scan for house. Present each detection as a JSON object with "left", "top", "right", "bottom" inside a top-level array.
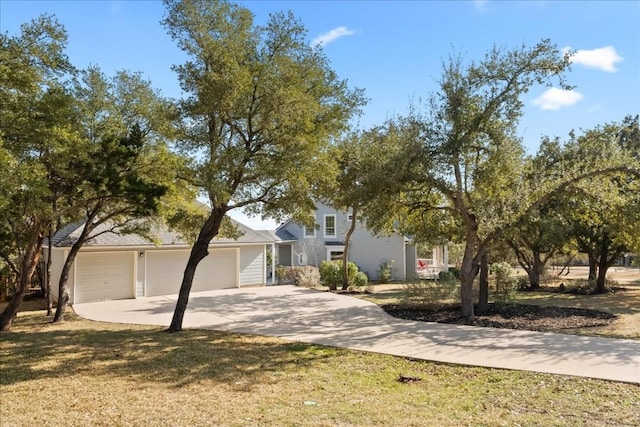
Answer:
[
  {"left": 45, "top": 220, "right": 274, "bottom": 304},
  {"left": 274, "top": 203, "right": 448, "bottom": 281}
]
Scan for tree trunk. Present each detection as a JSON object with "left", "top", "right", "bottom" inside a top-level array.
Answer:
[
  {"left": 460, "top": 233, "right": 479, "bottom": 321},
  {"left": 594, "top": 232, "right": 611, "bottom": 294},
  {"left": 52, "top": 241, "right": 85, "bottom": 323},
  {"left": 528, "top": 252, "right": 544, "bottom": 290},
  {"left": 0, "top": 233, "right": 44, "bottom": 331},
  {"left": 587, "top": 251, "right": 597, "bottom": 281},
  {"left": 477, "top": 251, "right": 489, "bottom": 314},
  {"left": 167, "top": 209, "right": 225, "bottom": 332},
  {"left": 341, "top": 208, "right": 357, "bottom": 291}
]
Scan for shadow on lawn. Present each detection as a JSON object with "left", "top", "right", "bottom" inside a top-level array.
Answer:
[{"left": 0, "top": 312, "right": 334, "bottom": 389}]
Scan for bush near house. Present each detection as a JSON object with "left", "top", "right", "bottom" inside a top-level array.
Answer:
[
  {"left": 377, "top": 259, "right": 394, "bottom": 284},
  {"left": 319, "top": 260, "right": 358, "bottom": 290},
  {"left": 276, "top": 266, "right": 321, "bottom": 288}
]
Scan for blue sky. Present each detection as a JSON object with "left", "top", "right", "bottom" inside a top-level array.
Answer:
[{"left": 2, "top": 0, "right": 639, "bottom": 229}]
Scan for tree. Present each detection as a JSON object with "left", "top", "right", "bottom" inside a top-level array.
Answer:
[
  {"left": 561, "top": 117, "right": 640, "bottom": 293},
  {"left": 162, "top": 0, "right": 365, "bottom": 331},
  {"left": 327, "top": 128, "right": 395, "bottom": 290},
  {"left": 387, "top": 40, "right": 571, "bottom": 319},
  {"left": 0, "top": 15, "right": 75, "bottom": 331},
  {"left": 51, "top": 67, "right": 180, "bottom": 323},
  {"left": 374, "top": 41, "right": 637, "bottom": 320}
]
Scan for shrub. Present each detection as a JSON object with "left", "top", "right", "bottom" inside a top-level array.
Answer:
[
  {"left": 276, "top": 266, "right": 320, "bottom": 288},
  {"left": 448, "top": 267, "right": 460, "bottom": 279},
  {"left": 377, "top": 259, "right": 394, "bottom": 284},
  {"left": 490, "top": 262, "right": 518, "bottom": 310},
  {"left": 400, "top": 275, "right": 458, "bottom": 309},
  {"left": 438, "top": 270, "right": 455, "bottom": 281},
  {"left": 319, "top": 260, "right": 358, "bottom": 290},
  {"left": 351, "top": 271, "right": 369, "bottom": 291}
]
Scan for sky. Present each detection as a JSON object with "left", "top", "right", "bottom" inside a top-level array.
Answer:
[{"left": 2, "top": 0, "right": 639, "bottom": 229}]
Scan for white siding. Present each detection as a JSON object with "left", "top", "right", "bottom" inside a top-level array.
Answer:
[
  {"left": 48, "top": 248, "right": 66, "bottom": 303},
  {"left": 239, "top": 246, "right": 264, "bottom": 286}
]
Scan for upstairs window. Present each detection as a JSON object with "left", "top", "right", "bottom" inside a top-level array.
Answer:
[
  {"left": 324, "top": 214, "right": 336, "bottom": 238},
  {"left": 304, "top": 224, "right": 316, "bottom": 238}
]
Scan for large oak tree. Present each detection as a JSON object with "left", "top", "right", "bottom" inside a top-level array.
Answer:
[{"left": 162, "top": 0, "right": 365, "bottom": 331}]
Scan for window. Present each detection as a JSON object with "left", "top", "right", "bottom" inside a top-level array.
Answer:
[
  {"left": 303, "top": 224, "right": 316, "bottom": 238},
  {"left": 324, "top": 214, "right": 336, "bottom": 238},
  {"left": 347, "top": 214, "right": 353, "bottom": 221},
  {"left": 326, "top": 246, "right": 345, "bottom": 261}
]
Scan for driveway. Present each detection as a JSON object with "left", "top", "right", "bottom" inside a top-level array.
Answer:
[{"left": 73, "top": 285, "right": 640, "bottom": 384}]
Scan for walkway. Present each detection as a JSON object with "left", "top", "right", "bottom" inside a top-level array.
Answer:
[{"left": 73, "top": 285, "right": 640, "bottom": 384}]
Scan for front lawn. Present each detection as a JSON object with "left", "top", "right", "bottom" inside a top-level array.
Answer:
[{"left": 1, "top": 310, "right": 639, "bottom": 426}]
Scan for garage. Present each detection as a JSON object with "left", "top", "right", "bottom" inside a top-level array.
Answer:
[
  {"left": 74, "top": 252, "right": 135, "bottom": 303},
  {"left": 145, "top": 248, "right": 238, "bottom": 297}
]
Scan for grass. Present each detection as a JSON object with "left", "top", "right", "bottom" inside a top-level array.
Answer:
[{"left": 1, "top": 310, "right": 639, "bottom": 426}]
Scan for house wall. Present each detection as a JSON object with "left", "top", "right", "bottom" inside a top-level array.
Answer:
[
  {"left": 239, "top": 245, "right": 265, "bottom": 286},
  {"left": 279, "top": 203, "right": 409, "bottom": 281},
  {"left": 48, "top": 248, "right": 68, "bottom": 303}
]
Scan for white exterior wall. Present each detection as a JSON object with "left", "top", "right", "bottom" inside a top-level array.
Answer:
[
  {"left": 239, "top": 245, "right": 265, "bottom": 286},
  {"left": 48, "top": 248, "right": 67, "bottom": 303}
]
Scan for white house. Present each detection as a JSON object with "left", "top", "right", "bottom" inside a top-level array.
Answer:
[
  {"left": 45, "top": 220, "right": 274, "bottom": 304},
  {"left": 274, "top": 203, "right": 448, "bottom": 281}
]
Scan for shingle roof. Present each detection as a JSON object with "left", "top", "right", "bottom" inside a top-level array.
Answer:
[{"left": 52, "top": 219, "right": 275, "bottom": 248}]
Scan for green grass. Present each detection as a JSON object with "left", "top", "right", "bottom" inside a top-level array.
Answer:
[{"left": 1, "top": 310, "right": 639, "bottom": 426}]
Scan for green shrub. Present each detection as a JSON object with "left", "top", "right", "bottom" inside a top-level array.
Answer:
[
  {"left": 351, "top": 271, "right": 369, "bottom": 291},
  {"left": 401, "top": 276, "right": 458, "bottom": 309},
  {"left": 438, "top": 270, "right": 455, "bottom": 281},
  {"left": 319, "top": 260, "right": 358, "bottom": 290},
  {"left": 448, "top": 267, "right": 460, "bottom": 279},
  {"left": 377, "top": 259, "right": 394, "bottom": 284},
  {"left": 490, "top": 262, "right": 518, "bottom": 310}
]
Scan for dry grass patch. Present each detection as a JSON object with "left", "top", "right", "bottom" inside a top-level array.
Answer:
[{"left": 1, "top": 310, "right": 639, "bottom": 426}]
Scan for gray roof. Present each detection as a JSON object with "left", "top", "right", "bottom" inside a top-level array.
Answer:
[
  {"left": 273, "top": 228, "right": 297, "bottom": 242},
  {"left": 52, "top": 219, "right": 275, "bottom": 248}
]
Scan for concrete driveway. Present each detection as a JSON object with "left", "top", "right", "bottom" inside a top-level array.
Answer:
[{"left": 73, "top": 285, "right": 640, "bottom": 384}]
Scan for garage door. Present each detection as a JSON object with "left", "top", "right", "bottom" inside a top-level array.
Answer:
[
  {"left": 145, "top": 249, "right": 237, "bottom": 297},
  {"left": 75, "top": 252, "right": 135, "bottom": 303}
]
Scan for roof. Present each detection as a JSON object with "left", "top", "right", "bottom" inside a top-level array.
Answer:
[{"left": 51, "top": 219, "right": 275, "bottom": 248}]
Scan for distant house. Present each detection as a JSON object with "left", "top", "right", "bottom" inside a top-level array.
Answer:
[
  {"left": 44, "top": 220, "right": 274, "bottom": 304},
  {"left": 274, "top": 203, "right": 448, "bottom": 281}
]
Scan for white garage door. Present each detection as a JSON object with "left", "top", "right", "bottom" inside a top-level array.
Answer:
[
  {"left": 75, "top": 252, "right": 135, "bottom": 303},
  {"left": 145, "top": 249, "right": 237, "bottom": 297}
]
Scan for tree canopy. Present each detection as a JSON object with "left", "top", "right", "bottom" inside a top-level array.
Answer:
[{"left": 162, "top": 0, "right": 366, "bottom": 331}]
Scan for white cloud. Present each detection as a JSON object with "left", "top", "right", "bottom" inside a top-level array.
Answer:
[
  {"left": 564, "top": 46, "right": 623, "bottom": 72},
  {"left": 532, "top": 88, "right": 583, "bottom": 110},
  {"left": 311, "top": 26, "right": 357, "bottom": 47}
]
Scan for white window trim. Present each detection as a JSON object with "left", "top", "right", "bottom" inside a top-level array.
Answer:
[
  {"left": 303, "top": 224, "right": 316, "bottom": 238},
  {"left": 326, "top": 245, "right": 345, "bottom": 261},
  {"left": 323, "top": 214, "right": 336, "bottom": 238}
]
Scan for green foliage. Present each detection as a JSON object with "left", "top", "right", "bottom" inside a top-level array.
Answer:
[
  {"left": 377, "top": 258, "right": 394, "bottom": 284},
  {"left": 319, "top": 260, "right": 358, "bottom": 289},
  {"left": 490, "top": 262, "right": 518, "bottom": 309},
  {"left": 352, "top": 271, "right": 369, "bottom": 291},
  {"left": 447, "top": 267, "right": 460, "bottom": 279},
  {"left": 438, "top": 270, "right": 455, "bottom": 281},
  {"left": 401, "top": 276, "right": 459, "bottom": 309},
  {"left": 161, "top": 0, "right": 365, "bottom": 224}
]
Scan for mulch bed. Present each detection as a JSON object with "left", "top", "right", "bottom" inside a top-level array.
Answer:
[{"left": 381, "top": 303, "right": 617, "bottom": 332}]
